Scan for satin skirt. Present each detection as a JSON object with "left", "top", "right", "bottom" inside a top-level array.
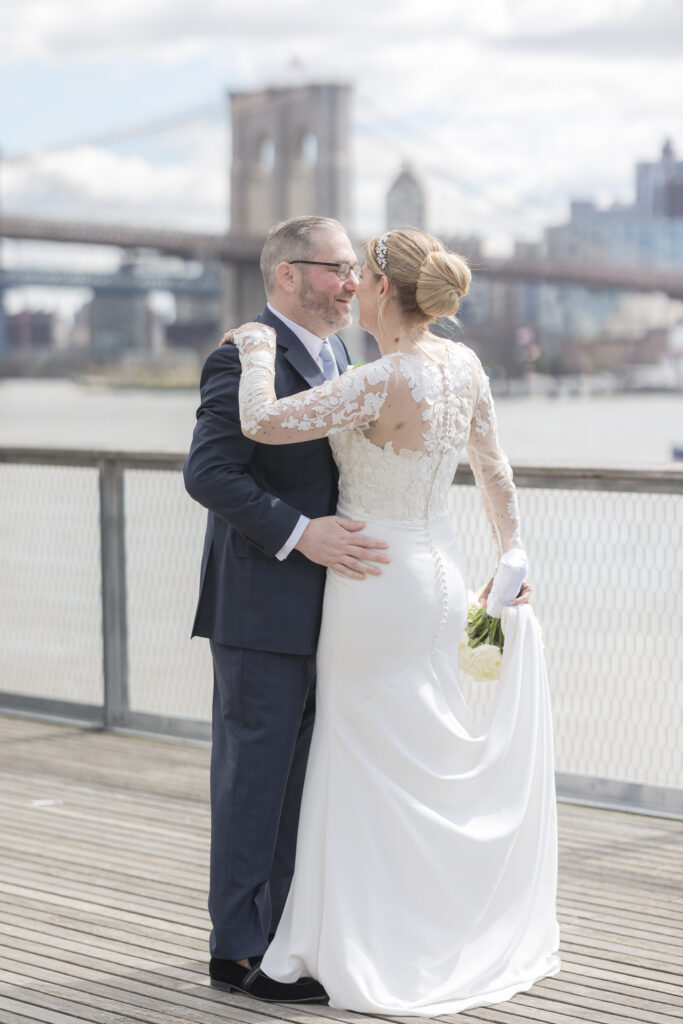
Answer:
[{"left": 261, "top": 511, "right": 561, "bottom": 1016}]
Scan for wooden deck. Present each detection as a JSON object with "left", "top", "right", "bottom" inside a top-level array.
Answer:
[{"left": 0, "top": 714, "right": 681, "bottom": 1024}]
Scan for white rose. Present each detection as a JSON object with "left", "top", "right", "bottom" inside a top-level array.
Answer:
[{"left": 458, "top": 635, "right": 502, "bottom": 682}]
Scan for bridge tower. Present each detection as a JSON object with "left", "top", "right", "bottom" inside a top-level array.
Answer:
[
  {"left": 224, "top": 82, "right": 352, "bottom": 325},
  {"left": 229, "top": 83, "right": 351, "bottom": 235}
]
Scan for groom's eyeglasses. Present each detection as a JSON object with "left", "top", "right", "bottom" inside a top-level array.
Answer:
[{"left": 288, "top": 260, "right": 361, "bottom": 282}]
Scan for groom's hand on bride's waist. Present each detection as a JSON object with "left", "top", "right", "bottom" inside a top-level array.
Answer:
[{"left": 295, "top": 516, "right": 390, "bottom": 580}]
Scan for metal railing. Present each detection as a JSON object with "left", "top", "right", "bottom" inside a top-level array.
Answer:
[{"left": 1, "top": 446, "right": 682, "bottom": 817}]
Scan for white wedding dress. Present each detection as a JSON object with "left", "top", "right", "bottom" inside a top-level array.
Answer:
[{"left": 233, "top": 328, "right": 561, "bottom": 1016}]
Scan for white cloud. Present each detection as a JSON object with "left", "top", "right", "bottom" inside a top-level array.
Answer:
[
  {"left": 2, "top": 0, "right": 677, "bottom": 63},
  {"left": 498, "top": 0, "right": 683, "bottom": 58},
  {"left": 4, "top": 125, "right": 228, "bottom": 232},
  {"left": 1, "top": 0, "right": 681, "bottom": 255}
]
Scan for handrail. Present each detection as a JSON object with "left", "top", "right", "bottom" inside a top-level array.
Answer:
[{"left": 1, "top": 446, "right": 682, "bottom": 492}]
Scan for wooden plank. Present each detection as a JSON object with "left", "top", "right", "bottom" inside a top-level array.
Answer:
[
  {"left": 520, "top": 984, "right": 682, "bottom": 1024},
  {"left": 1, "top": 843, "right": 206, "bottom": 890},
  {"left": 0, "top": 798, "right": 209, "bottom": 849},
  {"left": 0, "top": 934, "right": 393, "bottom": 1024},
  {"left": 0, "top": 839, "right": 207, "bottom": 894},
  {"left": 1, "top": 858, "right": 207, "bottom": 916},
  {"left": 1, "top": 714, "right": 682, "bottom": 1024},
  {"left": 559, "top": 955, "right": 683, "bottom": 1000},
  {"left": 0, "top": 1012, "right": 120, "bottom": 1024},
  {"left": 0, "top": 965, "right": 304, "bottom": 1024},
  {"left": 0, "top": 798, "right": 204, "bottom": 842},
  {"left": 0, "top": 816, "right": 207, "bottom": 868},
  {"left": 518, "top": 988, "right": 682, "bottom": 1024},
  {"left": 0, "top": 914, "right": 205, "bottom": 963},
  {"left": 0, "top": 882, "right": 207, "bottom": 940},
  {"left": 557, "top": 802, "right": 683, "bottom": 831},
  {"left": 0, "top": 932, "right": 202, "bottom": 983},
  {"left": 0, "top": 769, "right": 208, "bottom": 815},
  {"left": 0, "top": 992, "right": 137, "bottom": 1024},
  {"left": 556, "top": 888, "right": 683, "bottom": 925},
  {"left": 559, "top": 942, "right": 683, "bottom": 986},
  {"left": 540, "top": 966, "right": 683, "bottom": 1015},
  {"left": 532, "top": 975, "right": 683, "bottom": 1019},
  {"left": 0, "top": 898, "right": 207, "bottom": 956},
  {"left": 560, "top": 917, "right": 683, "bottom": 954},
  {"left": 558, "top": 925, "right": 683, "bottom": 966},
  {"left": 1, "top": 968, "right": 235, "bottom": 1024},
  {"left": 559, "top": 960, "right": 682, "bottom": 1000}
]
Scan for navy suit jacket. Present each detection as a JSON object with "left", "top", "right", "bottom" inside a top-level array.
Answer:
[{"left": 184, "top": 306, "right": 350, "bottom": 656}]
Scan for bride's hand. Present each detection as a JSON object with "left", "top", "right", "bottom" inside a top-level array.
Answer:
[
  {"left": 509, "top": 580, "right": 532, "bottom": 605},
  {"left": 220, "top": 322, "right": 265, "bottom": 347}
]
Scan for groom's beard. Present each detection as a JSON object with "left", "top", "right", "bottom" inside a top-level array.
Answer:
[{"left": 299, "top": 278, "right": 354, "bottom": 331}]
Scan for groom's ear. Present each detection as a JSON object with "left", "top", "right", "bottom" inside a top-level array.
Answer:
[{"left": 275, "top": 261, "right": 297, "bottom": 294}]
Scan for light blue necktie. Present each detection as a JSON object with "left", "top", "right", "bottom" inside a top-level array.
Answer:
[{"left": 319, "top": 339, "right": 339, "bottom": 380}]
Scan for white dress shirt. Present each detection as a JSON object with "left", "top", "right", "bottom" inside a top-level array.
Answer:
[{"left": 266, "top": 304, "right": 338, "bottom": 561}]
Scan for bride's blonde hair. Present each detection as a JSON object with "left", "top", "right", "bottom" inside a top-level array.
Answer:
[{"left": 365, "top": 228, "right": 471, "bottom": 324}]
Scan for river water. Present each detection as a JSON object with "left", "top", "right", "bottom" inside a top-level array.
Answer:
[{"left": 0, "top": 377, "right": 681, "bottom": 464}]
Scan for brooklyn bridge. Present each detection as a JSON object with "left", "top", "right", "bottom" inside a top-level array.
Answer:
[
  {"left": 2, "top": 83, "right": 683, "bottom": 367},
  {"left": 4, "top": 212, "right": 683, "bottom": 296}
]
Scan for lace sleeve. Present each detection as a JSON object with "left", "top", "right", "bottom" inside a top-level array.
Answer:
[
  {"left": 465, "top": 353, "right": 522, "bottom": 557},
  {"left": 232, "top": 325, "right": 393, "bottom": 444}
]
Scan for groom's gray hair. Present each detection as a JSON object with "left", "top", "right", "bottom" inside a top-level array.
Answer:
[{"left": 260, "top": 216, "right": 345, "bottom": 296}]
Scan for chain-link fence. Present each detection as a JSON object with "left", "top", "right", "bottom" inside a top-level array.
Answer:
[
  {"left": 0, "top": 460, "right": 103, "bottom": 715},
  {"left": 1, "top": 448, "right": 681, "bottom": 814},
  {"left": 448, "top": 468, "right": 683, "bottom": 812},
  {"left": 124, "top": 467, "right": 213, "bottom": 722}
]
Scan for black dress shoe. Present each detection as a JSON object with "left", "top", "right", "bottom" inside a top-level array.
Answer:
[
  {"left": 217, "top": 963, "right": 328, "bottom": 1004},
  {"left": 209, "top": 956, "right": 262, "bottom": 992}
]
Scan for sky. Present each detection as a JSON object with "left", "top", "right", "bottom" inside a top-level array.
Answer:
[{"left": 1, "top": 0, "right": 682, "bottom": 264}]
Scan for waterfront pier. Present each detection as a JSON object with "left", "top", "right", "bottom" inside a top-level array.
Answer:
[{"left": 1, "top": 714, "right": 681, "bottom": 1024}]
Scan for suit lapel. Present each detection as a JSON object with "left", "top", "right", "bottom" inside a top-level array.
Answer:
[
  {"left": 257, "top": 307, "right": 325, "bottom": 389},
  {"left": 257, "top": 307, "right": 351, "bottom": 386}
]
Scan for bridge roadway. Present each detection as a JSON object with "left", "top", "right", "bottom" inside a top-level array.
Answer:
[
  {"left": 0, "top": 265, "right": 222, "bottom": 296},
  {"left": 2, "top": 214, "right": 683, "bottom": 298}
]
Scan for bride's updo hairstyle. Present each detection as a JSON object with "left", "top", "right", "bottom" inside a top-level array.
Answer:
[{"left": 366, "top": 228, "right": 471, "bottom": 323}]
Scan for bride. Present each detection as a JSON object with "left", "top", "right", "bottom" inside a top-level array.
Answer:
[{"left": 222, "top": 228, "right": 561, "bottom": 1016}]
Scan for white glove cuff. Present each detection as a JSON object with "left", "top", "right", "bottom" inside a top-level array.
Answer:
[{"left": 487, "top": 548, "right": 528, "bottom": 618}]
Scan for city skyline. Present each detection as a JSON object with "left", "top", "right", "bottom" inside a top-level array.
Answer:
[{"left": 1, "top": 0, "right": 682, "bottom": 255}]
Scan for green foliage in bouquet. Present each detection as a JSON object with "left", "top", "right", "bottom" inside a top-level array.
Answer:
[{"left": 466, "top": 604, "right": 504, "bottom": 653}]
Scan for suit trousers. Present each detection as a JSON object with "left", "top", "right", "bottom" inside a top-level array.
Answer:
[{"left": 208, "top": 640, "right": 317, "bottom": 960}]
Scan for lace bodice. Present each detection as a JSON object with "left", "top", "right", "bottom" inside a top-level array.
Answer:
[{"left": 232, "top": 325, "right": 522, "bottom": 556}]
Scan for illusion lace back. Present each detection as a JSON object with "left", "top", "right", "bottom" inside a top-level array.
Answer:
[{"left": 235, "top": 326, "right": 522, "bottom": 555}]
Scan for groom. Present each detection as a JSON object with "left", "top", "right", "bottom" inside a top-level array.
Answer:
[{"left": 184, "top": 215, "right": 389, "bottom": 1002}]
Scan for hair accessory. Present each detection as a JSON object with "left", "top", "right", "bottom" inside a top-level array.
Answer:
[{"left": 375, "top": 231, "right": 395, "bottom": 274}]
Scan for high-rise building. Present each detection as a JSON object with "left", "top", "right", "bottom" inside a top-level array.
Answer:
[
  {"left": 6, "top": 310, "right": 54, "bottom": 350},
  {"left": 636, "top": 139, "right": 683, "bottom": 218},
  {"left": 545, "top": 140, "right": 683, "bottom": 269},
  {"left": 89, "top": 291, "right": 149, "bottom": 363},
  {"left": 386, "top": 162, "right": 426, "bottom": 230}
]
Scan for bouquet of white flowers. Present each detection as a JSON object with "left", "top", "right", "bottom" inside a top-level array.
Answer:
[
  {"left": 458, "top": 593, "right": 504, "bottom": 682},
  {"left": 458, "top": 549, "right": 528, "bottom": 682}
]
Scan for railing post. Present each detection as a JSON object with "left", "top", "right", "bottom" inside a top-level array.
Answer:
[{"left": 99, "top": 458, "right": 129, "bottom": 728}]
